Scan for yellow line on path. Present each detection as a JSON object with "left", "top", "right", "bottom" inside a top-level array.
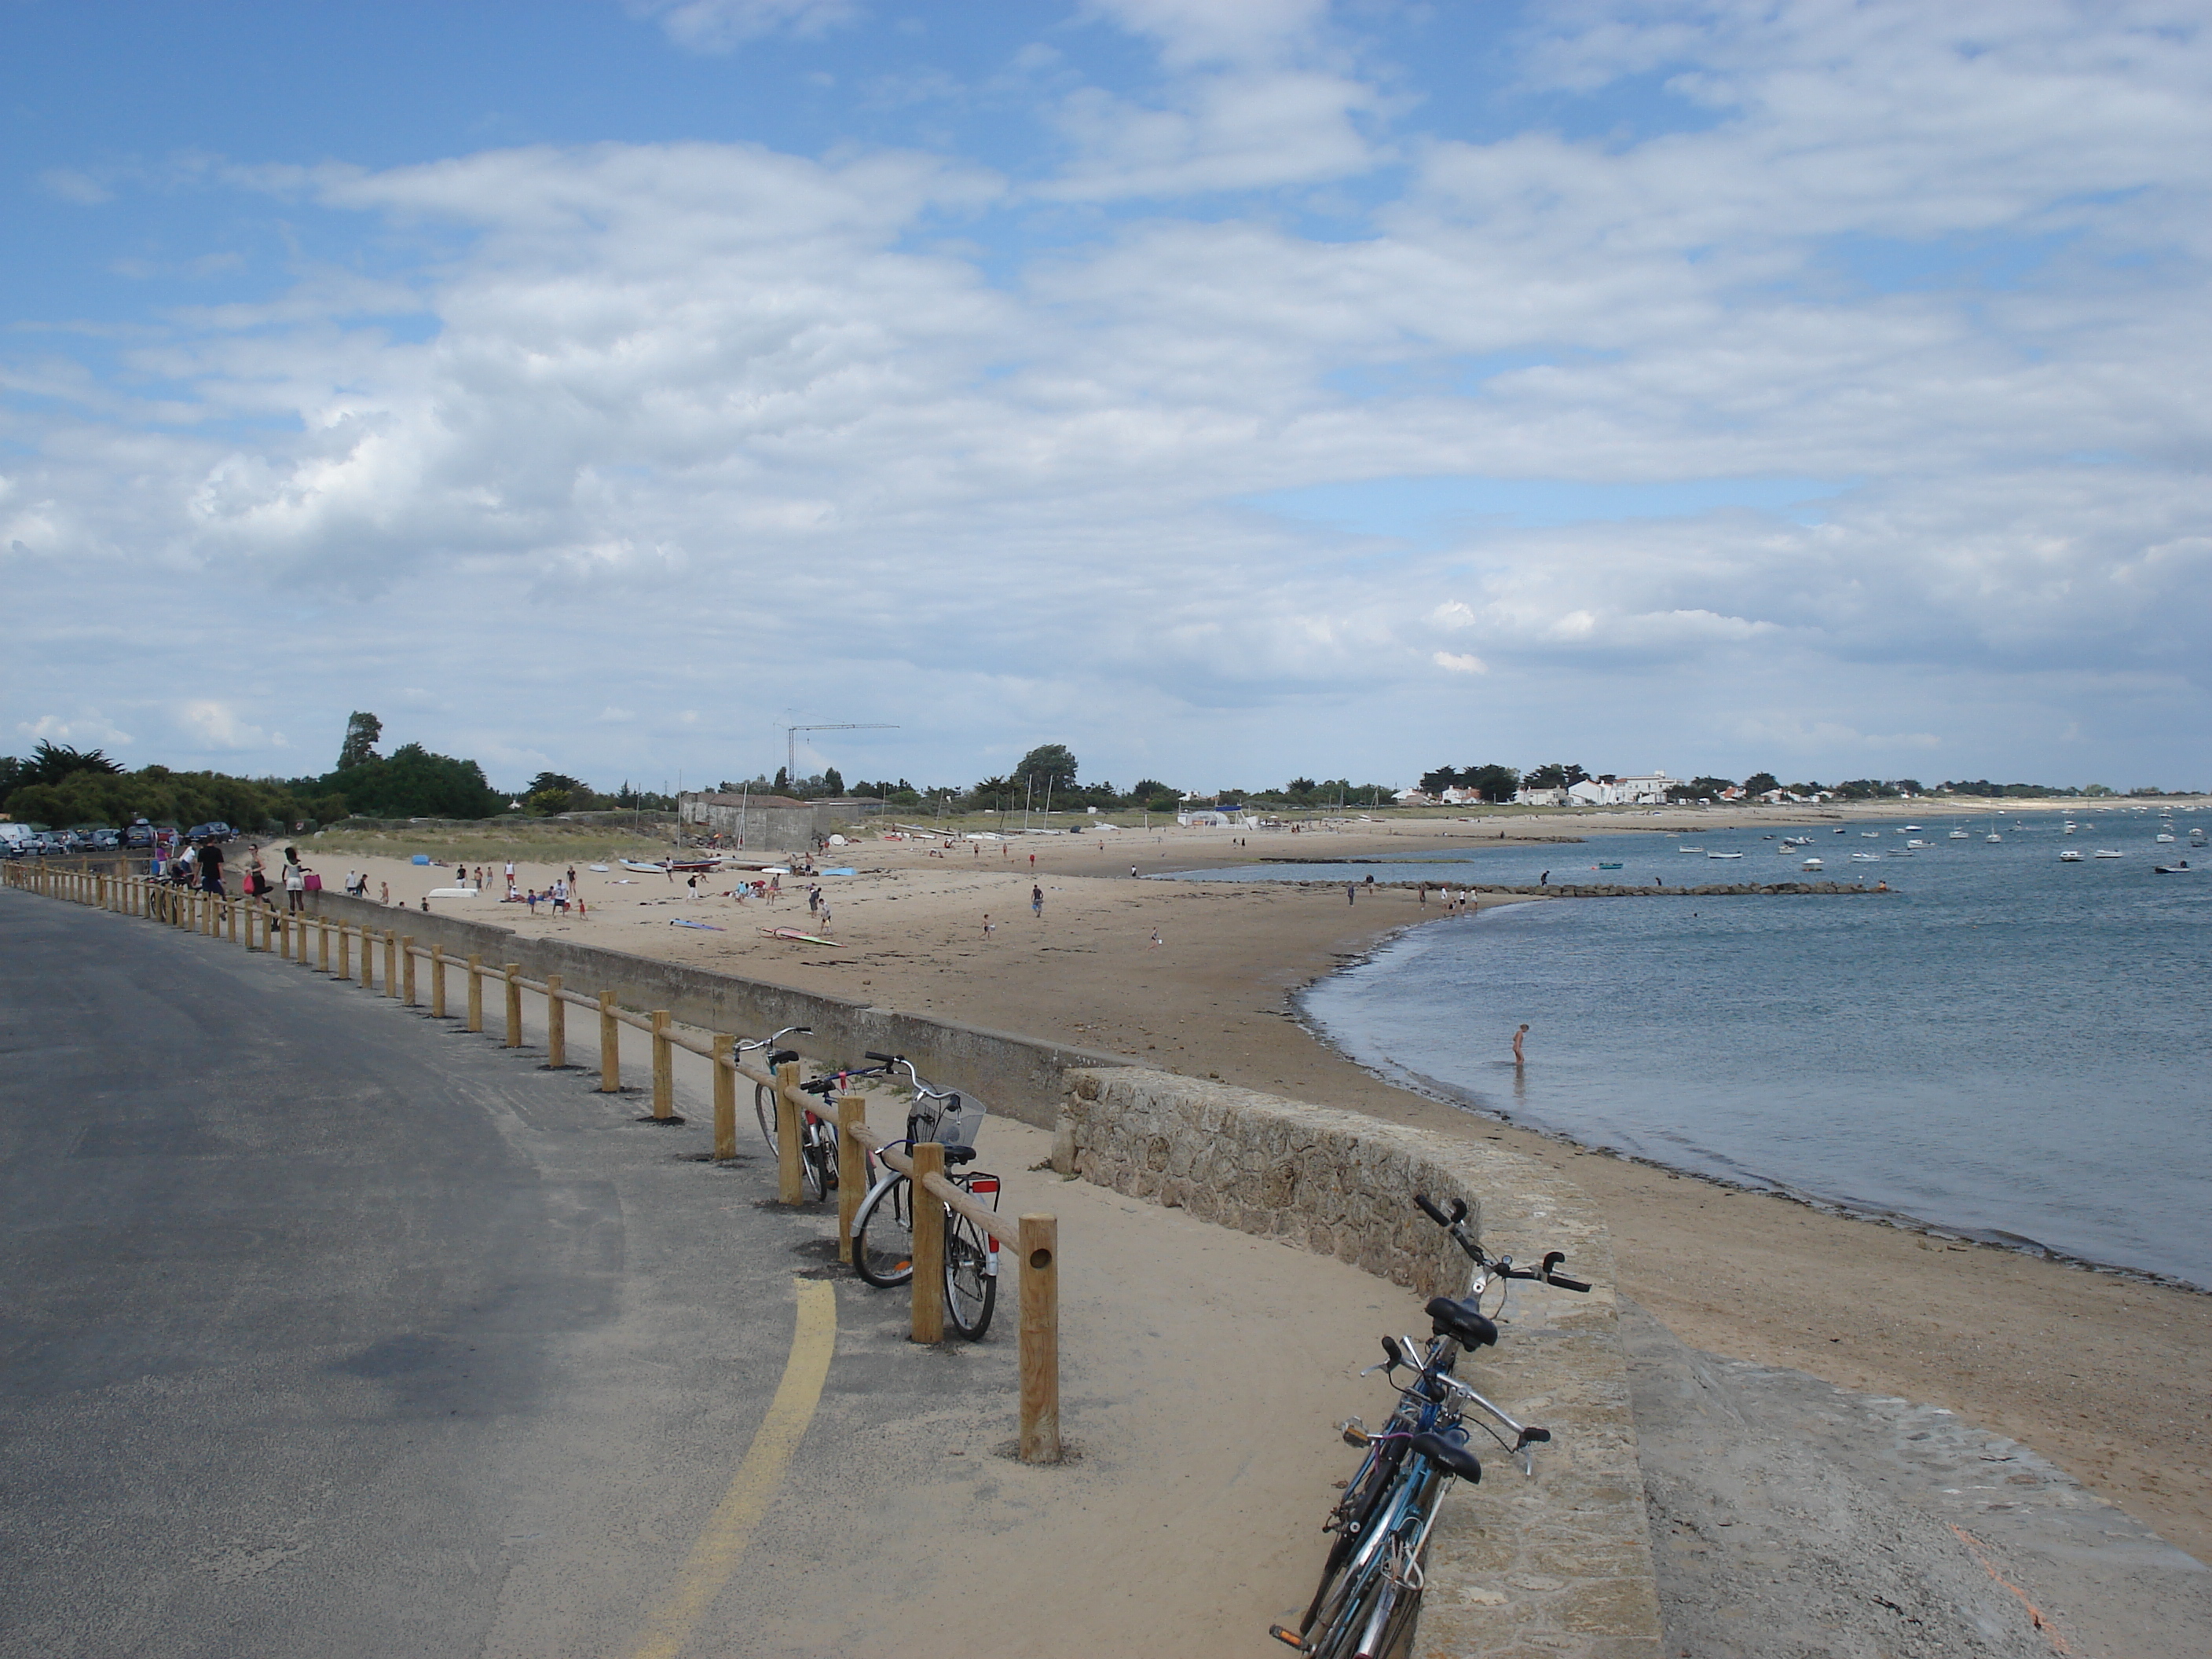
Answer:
[{"left": 625, "top": 1278, "right": 837, "bottom": 1659}]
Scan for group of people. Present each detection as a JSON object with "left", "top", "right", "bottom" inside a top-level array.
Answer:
[{"left": 158, "top": 836, "right": 320, "bottom": 914}]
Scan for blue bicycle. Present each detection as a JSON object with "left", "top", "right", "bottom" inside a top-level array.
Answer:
[{"left": 1272, "top": 1194, "right": 1591, "bottom": 1658}]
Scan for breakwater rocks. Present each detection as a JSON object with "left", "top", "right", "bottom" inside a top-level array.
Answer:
[{"left": 1342, "top": 880, "right": 1884, "bottom": 899}]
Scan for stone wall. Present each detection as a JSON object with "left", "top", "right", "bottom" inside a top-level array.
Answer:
[{"left": 1059, "top": 1068, "right": 1662, "bottom": 1658}]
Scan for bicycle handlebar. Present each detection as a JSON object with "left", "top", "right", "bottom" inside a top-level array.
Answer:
[{"left": 1412, "top": 1192, "right": 1592, "bottom": 1292}]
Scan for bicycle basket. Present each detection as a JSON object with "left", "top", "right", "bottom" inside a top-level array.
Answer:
[{"left": 908, "top": 1090, "right": 983, "bottom": 1149}]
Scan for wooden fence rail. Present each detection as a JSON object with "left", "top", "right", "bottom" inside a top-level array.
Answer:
[{"left": 3, "top": 862, "right": 1064, "bottom": 1463}]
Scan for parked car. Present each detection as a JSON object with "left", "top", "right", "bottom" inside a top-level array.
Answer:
[
  {"left": 185, "top": 821, "right": 236, "bottom": 843},
  {"left": 88, "top": 828, "right": 122, "bottom": 850},
  {"left": 123, "top": 821, "right": 156, "bottom": 848}
]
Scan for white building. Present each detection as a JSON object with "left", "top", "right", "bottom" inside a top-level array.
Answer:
[{"left": 1537, "top": 771, "right": 1678, "bottom": 808}]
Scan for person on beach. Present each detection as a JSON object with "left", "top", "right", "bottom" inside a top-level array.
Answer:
[
  {"left": 982, "top": 914, "right": 994, "bottom": 939},
  {"left": 818, "top": 904, "right": 833, "bottom": 934},
  {"left": 1031, "top": 884, "right": 1044, "bottom": 918},
  {"left": 198, "top": 837, "right": 225, "bottom": 898},
  {"left": 1419, "top": 883, "right": 1428, "bottom": 906},
  {"left": 1130, "top": 865, "right": 1138, "bottom": 878},
  {"left": 379, "top": 881, "right": 390, "bottom": 906},
  {"left": 1149, "top": 928, "right": 1163, "bottom": 947},
  {"left": 1539, "top": 870, "right": 1549, "bottom": 886},
  {"left": 1346, "top": 884, "right": 1356, "bottom": 905},
  {"left": 1513, "top": 1024, "right": 1529, "bottom": 1067},
  {"left": 282, "top": 848, "right": 306, "bottom": 912}
]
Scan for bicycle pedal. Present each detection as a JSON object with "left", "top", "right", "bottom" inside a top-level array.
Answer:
[{"left": 1266, "top": 1624, "right": 1306, "bottom": 1650}]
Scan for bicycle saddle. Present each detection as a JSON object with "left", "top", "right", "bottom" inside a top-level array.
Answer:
[
  {"left": 769, "top": 1049, "right": 800, "bottom": 1067},
  {"left": 1408, "top": 1430, "right": 1481, "bottom": 1484},
  {"left": 942, "top": 1145, "right": 978, "bottom": 1167},
  {"left": 1424, "top": 1296, "right": 1499, "bottom": 1350}
]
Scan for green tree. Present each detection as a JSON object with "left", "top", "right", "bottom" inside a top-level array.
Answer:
[
  {"left": 336, "top": 712, "right": 383, "bottom": 771},
  {"left": 1016, "top": 743, "right": 1078, "bottom": 793},
  {"left": 1741, "top": 771, "right": 1781, "bottom": 796},
  {"left": 324, "top": 743, "right": 501, "bottom": 819},
  {"left": 21, "top": 740, "right": 124, "bottom": 788},
  {"left": 1467, "top": 764, "right": 1521, "bottom": 803}
]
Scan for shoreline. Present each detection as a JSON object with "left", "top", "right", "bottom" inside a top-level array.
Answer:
[
  {"left": 1285, "top": 906, "right": 2208, "bottom": 1298},
  {"left": 303, "top": 811, "right": 2212, "bottom": 1563}
]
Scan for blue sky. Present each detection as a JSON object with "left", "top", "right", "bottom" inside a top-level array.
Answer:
[{"left": 4, "top": 1, "right": 2209, "bottom": 793}]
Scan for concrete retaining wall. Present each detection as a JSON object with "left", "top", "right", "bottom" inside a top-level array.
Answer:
[
  {"left": 1059, "top": 1068, "right": 1663, "bottom": 1658},
  {"left": 308, "top": 892, "right": 1126, "bottom": 1129}
]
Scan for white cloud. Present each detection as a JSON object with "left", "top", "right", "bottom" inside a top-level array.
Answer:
[
  {"left": 18, "top": 714, "right": 134, "bottom": 747},
  {"left": 38, "top": 167, "right": 113, "bottom": 205},
  {"left": 179, "top": 702, "right": 273, "bottom": 750},
  {"left": 625, "top": 0, "right": 859, "bottom": 54},
  {"left": 4, "top": 2, "right": 2210, "bottom": 789}
]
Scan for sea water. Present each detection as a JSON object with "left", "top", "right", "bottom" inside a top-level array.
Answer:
[{"left": 1166, "top": 813, "right": 2212, "bottom": 1287}]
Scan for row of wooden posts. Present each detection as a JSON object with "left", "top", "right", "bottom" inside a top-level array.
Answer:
[{"left": 7, "top": 859, "right": 1061, "bottom": 1463}]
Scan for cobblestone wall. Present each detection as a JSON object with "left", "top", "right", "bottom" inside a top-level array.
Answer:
[{"left": 1059, "top": 1067, "right": 1663, "bottom": 1659}]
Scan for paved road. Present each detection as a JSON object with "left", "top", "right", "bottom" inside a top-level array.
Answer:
[{"left": 0, "top": 889, "right": 850, "bottom": 1658}]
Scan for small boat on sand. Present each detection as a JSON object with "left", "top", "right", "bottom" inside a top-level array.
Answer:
[{"left": 760, "top": 927, "right": 844, "bottom": 946}]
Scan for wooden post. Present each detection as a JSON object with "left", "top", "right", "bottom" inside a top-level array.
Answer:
[
  {"left": 279, "top": 910, "right": 292, "bottom": 960},
  {"left": 1019, "top": 1214, "right": 1062, "bottom": 1463},
  {"left": 317, "top": 915, "right": 331, "bottom": 974},
  {"left": 910, "top": 1141, "right": 946, "bottom": 1344},
  {"left": 775, "top": 1061, "right": 804, "bottom": 1203},
  {"left": 401, "top": 938, "right": 417, "bottom": 1005},
  {"left": 836, "top": 1096, "right": 866, "bottom": 1264},
  {"left": 546, "top": 976, "right": 566, "bottom": 1067},
  {"left": 650, "top": 1011, "right": 673, "bottom": 1117},
  {"left": 430, "top": 944, "right": 447, "bottom": 1017},
  {"left": 384, "top": 932, "right": 400, "bottom": 998},
  {"left": 359, "top": 925, "right": 375, "bottom": 990},
  {"left": 711, "top": 1035, "right": 735, "bottom": 1158},
  {"left": 598, "top": 992, "right": 620, "bottom": 1091},
  {"left": 504, "top": 965, "right": 523, "bottom": 1047},
  {"left": 466, "top": 954, "right": 483, "bottom": 1032}
]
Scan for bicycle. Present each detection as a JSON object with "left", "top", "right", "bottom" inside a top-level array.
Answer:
[
  {"left": 740, "top": 1026, "right": 877, "bottom": 1202},
  {"left": 1270, "top": 1193, "right": 1591, "bottom": 1658},
  {"left": 848, "top": 1053, "right": 1001, "bottom": 1340}
]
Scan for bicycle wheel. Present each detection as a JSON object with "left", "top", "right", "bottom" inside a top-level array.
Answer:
[
  {"left": 801, "top": 1119, "right": 830, "bottom": 1202},
  {"left": 943, "top": 1210, "right": 997, "bottom": 1339},
  {"left": 753, "top": 1081, "right": 778, "bottom": 1155},
  {"left": 852, "top": 1177, "right": 915, "bottom": 1287}
]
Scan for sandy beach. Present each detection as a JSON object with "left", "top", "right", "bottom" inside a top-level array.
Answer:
[{"left": 302, "top": 803, "right": 2211, "bottom": 1563}]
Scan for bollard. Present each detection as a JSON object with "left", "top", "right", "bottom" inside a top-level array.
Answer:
[
  {"left": 430, "top": 944, "right": 446, "bottom": 1017},
  {"left": 910, "top": 1141, "right": 947, "bottom": 1344},
  {"left": 337, "top": 922, "right": 351, "bottom": 980},
  {"left": 401, "top": 937, "right": 416, "bottom": 1005},
  {"left": 546, "top": 976, "right": 565, "bottom": 1067},
  {"left": 466, "top": 954, "right": 483, "bottom": 1033},
  {"left": 650, "top": 1011, "right": 673, "bottom": 1118},
  {"left": 360, "top": 926, "right": 375, "bottom": 991},
  {"left": 385, "top": 932, "right": 400, "bottom": 998},
  {"left": 504, "top": 965, "right": 523, "bottom": 1047},
  {"left": 317, "top": 914, "right": 331, "bottom": 974},
  {"left": 1019, "top": 1214, "right": 1062, "bottom": 1462},
  {"left": 775, "top": 1061, "right": 804, "bottom": 1203},
  {"left": 281, "top": 910, "right": 295, "bottom": 961},
  {"left": 598, "top": 992, "right": 620, "bottom": 1092},
  {"left": 711, "top": 1035, "right": 735, "bottom": 1158},
  {"left": 836, "top": 1096, "right": 866, "bottom": 1263}
]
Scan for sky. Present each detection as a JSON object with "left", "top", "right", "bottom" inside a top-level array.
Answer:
[{"left": 3, "top": 0, "right": 2208, "bottom": 796}]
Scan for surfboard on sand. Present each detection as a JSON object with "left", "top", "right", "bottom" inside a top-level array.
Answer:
[{"left": 760, "top": 927, "right": 844, "bottom": 947}]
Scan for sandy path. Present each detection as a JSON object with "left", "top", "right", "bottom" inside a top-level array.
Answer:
[{"left": 312, "top": 810, "right": 2212, "bottom": 1563}]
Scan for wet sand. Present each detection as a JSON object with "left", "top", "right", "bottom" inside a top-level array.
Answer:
[{"left": 311, "top": 809, "right": 2211, "bottom": 1563}]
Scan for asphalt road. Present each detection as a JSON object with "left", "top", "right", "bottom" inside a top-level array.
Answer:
[{"left": 0, "top": 888, "right": 857, "bottom": 1658}]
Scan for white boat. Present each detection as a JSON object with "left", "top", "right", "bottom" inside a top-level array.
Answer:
[
  {"left": 2059, "top": 850, "right": 2083, "bottom": 862},
  {"left": 2154, "top": 859, "right": 2197, "bottom": 874},
  {"left": 1907, "top": 838, "right": 1929, "bottom": 848},
  {"left": 1677, "top": 846, "right": 1704, "bottom": 854},
  {"left": 1862, "top": 831, "right": 1881, "bottom": 839},
  {"left": 2063, "top": 822, "right": 2077, "bottom": 833},
  {"left": 1801, "top": 857, "right": 1823, "bottom": 871},
  {"left": 1782, "top": 836, "right": 1812, "bottom": 847},
  {"left": 2191, "top": 830, "right": 2207, "bottom": 846},
  {"left": 2094, "top": 849, "right": 2124, "bottom": 859},
  {"left": 1986, "top": 833, "right": 2002, "bottom": 843},
  {"left": 2156, "top": 833, "right": 2176, "bottom": 843},
  {"left": 1707, "top": 850, "right": 1743, "bottom": 859},
  {"left": 1904, "top": 824, "right": 1922, "bottom": 832},
  {"left": 1850, "top": 852, "right": 1884, "bottom": 862},
  {"left": 1948, "top": 830, "right": 1971, "bottom": 840}
]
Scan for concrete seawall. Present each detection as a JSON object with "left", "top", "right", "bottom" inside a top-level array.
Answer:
[
  {"left": 310, "top": 891, "right": 1129, "bottom": 1129},
  {"left": 1060, "top": 1068, "right": 1662, "bottom": 1657}
]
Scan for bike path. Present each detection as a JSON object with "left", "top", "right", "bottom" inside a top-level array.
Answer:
[{"left": 0, "top": 891, "right": 1425, "bottom": 1657}]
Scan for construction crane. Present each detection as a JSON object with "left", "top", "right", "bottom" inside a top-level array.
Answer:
[{"left": 782, "top": 723, "right": 896, "bottom": 786}]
